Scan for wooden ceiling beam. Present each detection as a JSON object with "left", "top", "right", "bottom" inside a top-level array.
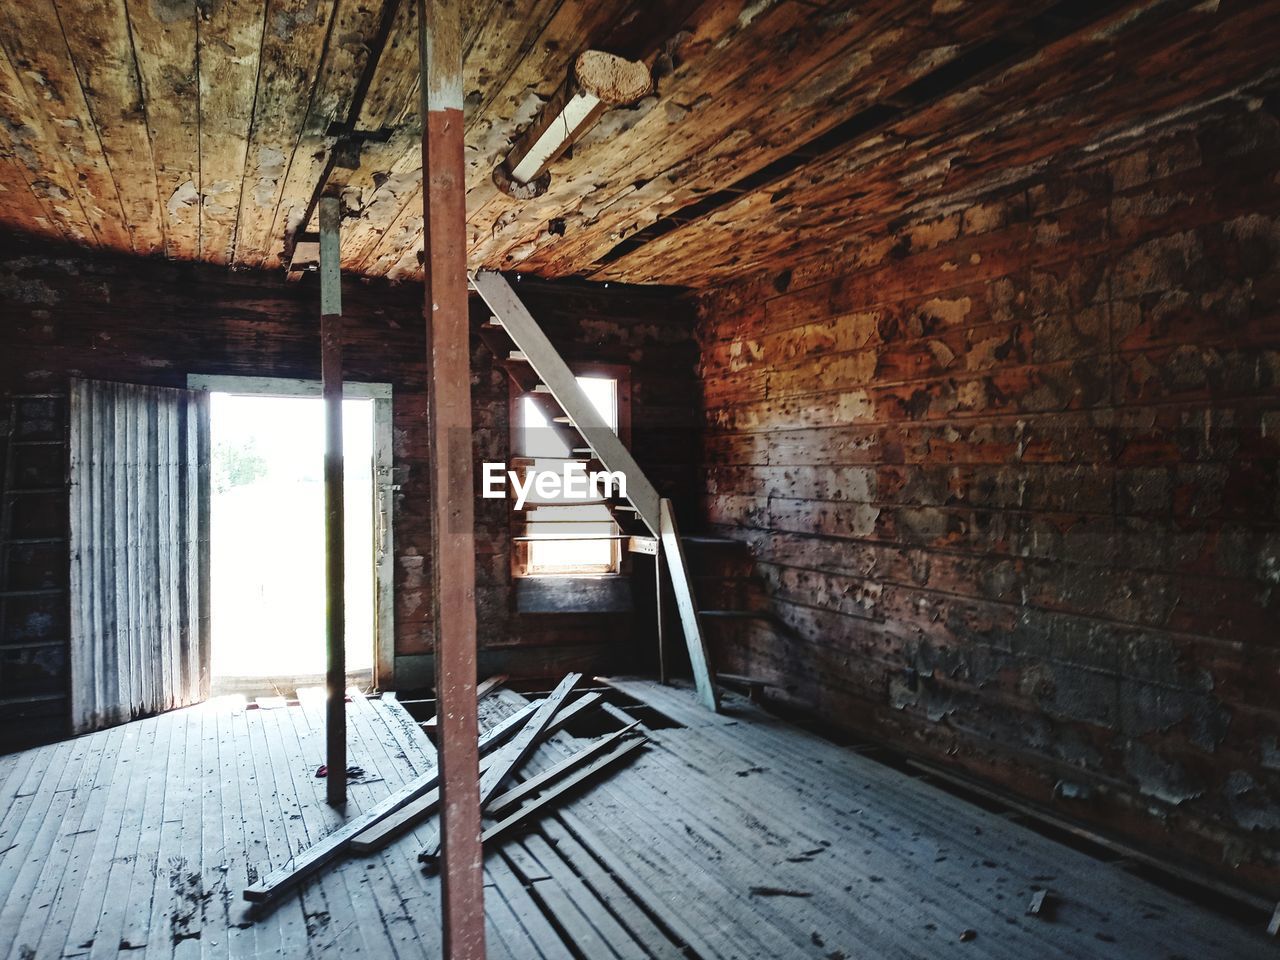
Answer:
[{"left": 493, "top": 50, "right": 653, "bottom": 197}]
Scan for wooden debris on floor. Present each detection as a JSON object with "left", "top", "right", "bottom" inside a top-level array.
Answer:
[
  {"left": 242, "top": 674, "right": 644, "bottom": 907},
  {"left": 348, "top": 691, "right": 604, "bottom": 855},
  {"left": 421, "top": 673, "right": 507, "bottom": 730},
  {"left": 1027, "top": 888, "right": 1051, "bottom": 918}
]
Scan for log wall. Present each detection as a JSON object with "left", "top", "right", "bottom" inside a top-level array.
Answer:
[
  {"left": 694, "top": 93, "right": 1280, "bottom": 894},
  {"left": 0, "top": 238, "right": 698, "bottom": 748}
]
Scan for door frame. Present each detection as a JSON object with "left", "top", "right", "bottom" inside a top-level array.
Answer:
[{"left": 187, "top": 374, "right": 396, "bottom": 690}]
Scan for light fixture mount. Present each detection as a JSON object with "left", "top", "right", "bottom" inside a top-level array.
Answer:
[{"left": 494, "top": 50, "right": 653, "bottom": 200}]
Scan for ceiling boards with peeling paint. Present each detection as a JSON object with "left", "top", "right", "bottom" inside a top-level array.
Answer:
[{"left": 0, "top": 0, "right": 1275, "bottom": 289}]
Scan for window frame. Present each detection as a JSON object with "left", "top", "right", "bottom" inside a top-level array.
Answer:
[{"left": 508, "top": 362, "right": 632, "bottom": 579}]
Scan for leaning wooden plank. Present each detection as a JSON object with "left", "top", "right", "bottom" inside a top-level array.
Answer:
[
  {"left": 659, "top": 498, "right": 720, "bottom": 712},
  {"left": 349, "top": 750, "right": 500, "bottom": 855},
  {"left": 486, "top": 723, "right": 641, "bottom": 817},
  {"left": 350, "top": 692, "right": 604, "bottom": 854},
  {"left": 476, "top": 674, "right": 580, "bottom": 804},
  {"left": 418, "top": 673, "right": 581, "bottom": 864},
  {"left": 480, "top": 738, "right": 647, "bottom": 847},
  {"left": 241, "top": 699, "right": 539, "bottom": 903},
  {"left": 477, "top": 674, "right": 509, "bottom": 700}
]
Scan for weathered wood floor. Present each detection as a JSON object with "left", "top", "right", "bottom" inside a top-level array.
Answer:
[
  {"left": 0, "top": 681, "right": 1271, "bottom": 959},
  {"left": 0, "top": 690, "right": 614, "bottom": 960},
  {"left": 506, "top": 679, "right": 1274, "bottom": 960}
]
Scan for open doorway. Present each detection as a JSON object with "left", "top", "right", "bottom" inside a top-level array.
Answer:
[{"left": 190, "top": 376, "right": 394, "bottom": 696}]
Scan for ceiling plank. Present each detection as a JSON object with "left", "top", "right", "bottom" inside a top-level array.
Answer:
[
  {"left": 257, "top": 0, "right": 387, "bottom": 271},
  {"left": 360, "top": 0, "right": 638, "bottom": 279},
  {"left": 198, "top": 0, "right": 266, "bottom": 265},
  {"left": 124, "top": 0, "right": 200, "bottom": 260},
  {"left": 0, "top": 0, "right": 134, "bottom": 252},
  {"left": 604, "top": 0, "right": 1280, "bottom": 285},
  {"left": 0, "top": 152, "right": 70, "bottom": 243},
  {"left": 297, "top": 0, "right": 421, "bottom": 272},
  {"left": 0, "top": 42, "right": 96, "bottom": 245},
  {"left": 374, "top": 0, "right": 802, "bottom": 279},
  {"left": 476, "top": 0, "right": 1047, "bottom": 278},
  {"left": 336, "top": 0, "right": 569, "bottom": 276},
  {"left": 295, "top": 0, "right": 511, "bottom": 262},
  {"left": 52, "top": 0, "right": 166, "bottom": 256},
  {"left": 230, "top": 0, "right": 338, "bottom": 269}
]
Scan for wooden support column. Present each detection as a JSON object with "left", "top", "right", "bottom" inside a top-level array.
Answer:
[
  {"left": 419, "top": 0, "right": 485, "bottom": 955},
  {"left": 320, "top": 195, "right": 347, "bottom": 808}
]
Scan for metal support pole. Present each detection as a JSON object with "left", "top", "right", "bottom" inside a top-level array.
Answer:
[
  {"left": 320, "top": 194, "right": 346, "bottom": 808},
  {"left": 419, "top": 0, "right": 485, "bottom": 955}
]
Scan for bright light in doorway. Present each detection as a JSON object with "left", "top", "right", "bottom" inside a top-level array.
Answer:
[{"left": 210, "top": 393, "right": 375, "bottom": 682}]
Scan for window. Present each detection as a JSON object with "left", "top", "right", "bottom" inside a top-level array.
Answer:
[{"left": 512, "top": 369, "right": 630, "bottom": 577}]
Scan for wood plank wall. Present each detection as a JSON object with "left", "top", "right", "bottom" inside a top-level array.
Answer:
[
  {"left": 0, "top": 243, "right": 699, "bottom": 749},
  {"left": 693, "top": 90, "right": 1280, "bottom": 894}
]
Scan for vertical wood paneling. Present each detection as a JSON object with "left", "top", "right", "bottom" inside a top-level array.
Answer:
[{"left": 69, "top": 378, "right": 210, "bottom": 733}]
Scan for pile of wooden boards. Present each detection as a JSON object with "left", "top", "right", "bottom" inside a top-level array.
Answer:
[{"left": 243, "top": 673, "right": 645, "bottom": 905}]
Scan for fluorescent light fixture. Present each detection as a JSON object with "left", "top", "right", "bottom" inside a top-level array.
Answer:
[{"left": 494, "top": 50, "right": 653, "bottom": 199}]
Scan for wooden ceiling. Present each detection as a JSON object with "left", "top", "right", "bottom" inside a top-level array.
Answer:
[{"left": 0, "top": 0, "right": 1276, "bottom": 289}]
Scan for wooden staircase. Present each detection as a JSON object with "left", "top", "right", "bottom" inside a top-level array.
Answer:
[{"left": 470, "top": 270, "right": 720, "bottom": 711}]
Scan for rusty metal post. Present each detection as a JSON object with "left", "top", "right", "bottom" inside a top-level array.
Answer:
[
  {"left": 320, "top": 194, "right": 347, "bottom": 808},
  {"left": 418, "top": 0, "right": 485, "bottom": 955}
]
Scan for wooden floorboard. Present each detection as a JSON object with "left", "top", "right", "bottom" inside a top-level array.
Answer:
[
  {"left": 589, "top": 678, "right": 1275, "bottom": 960},
  {"left": 0, "top": 683, "right": 1271, "bottom": 959},
  {"left": 0, "top": 696, "right": 594, "bottom": 959}
]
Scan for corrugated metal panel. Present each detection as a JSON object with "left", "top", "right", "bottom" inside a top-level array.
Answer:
[{"left": 68, "top": 378, "right": 210, "bottom": 734}]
